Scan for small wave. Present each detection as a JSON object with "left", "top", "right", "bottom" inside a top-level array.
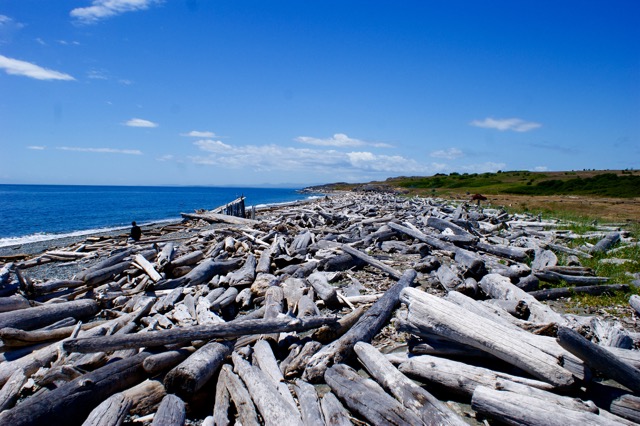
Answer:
[{"left": 0, "top": 226, "right": 128, "bottom": 248}]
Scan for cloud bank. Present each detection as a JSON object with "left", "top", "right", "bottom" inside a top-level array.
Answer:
[
  {"left": 470, "top": 117, "right": 541, "bottom": 132},
  {"left": 57, "top": 146, "right": 142, "bottom": 155},
  {"left": 430, "top": 147, "right": 464, "bottom": 160},
  {"left": 0, "top": 54, "right": 75, "bottom": 81},
  {"left": 295, "top": 133, "right": 392, "bottom": 148}
]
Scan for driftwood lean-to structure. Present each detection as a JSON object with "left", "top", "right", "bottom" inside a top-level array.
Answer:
[{"left": 0, "top": 190, "right": 639, "bottom": 425}]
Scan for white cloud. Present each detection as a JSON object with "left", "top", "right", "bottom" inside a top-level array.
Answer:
[
  {"left": 194, "top": 139, "right": 232, "bottom": 153},
  {"left": 182, "top": 130, "right": 217, "bottom": 138},
  {"left": 27, "top": 145, "right": 46, "bottom": 150},
  {"left": 157, "top": 154, "right": 174, "bottom": 161},
  {"left": 296, "top": 133, "right": 394, "bottom": 148},
  {"left": 124, "top": 118, "right": 158, "bottom": 128},
  {"left": 534, "top": 166, "right": 548, "bottom": 171},
  {"left": 0, "top": 54, "right": 75, "bottom": 81},
  {"left": 70, "top": 0, "right": 162, "bottom": 24},
  {"left": 470, "top": 117, "right": 541, "bottom": 132},
  {"left": 87, "top": 69, "right": 109, "bottom": 80},
  {"left": 57, "top": 146, "right": 142, "bottom": 155},
  {"left": 430, "top": 147, "right": 464, "bottom": 160},
  {"left": 190, "top": 141, "right": 428, "bottom": 175}
]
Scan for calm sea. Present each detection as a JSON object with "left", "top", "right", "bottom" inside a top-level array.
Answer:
[{"left": 0, "top": 185, "right": 319, "bottom": 247}]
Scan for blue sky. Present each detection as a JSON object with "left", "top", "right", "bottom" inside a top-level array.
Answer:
[{"left": 1, "top": 1, "right": 638, "bottom": 187}]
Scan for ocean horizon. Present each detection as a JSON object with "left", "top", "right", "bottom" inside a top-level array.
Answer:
[{"left": 0, "top": 184, "right": 321, "bottom": 247}]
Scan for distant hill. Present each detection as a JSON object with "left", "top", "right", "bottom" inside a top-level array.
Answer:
[{"left": 305, "top": 170, "right": 640, "bottom": 198}]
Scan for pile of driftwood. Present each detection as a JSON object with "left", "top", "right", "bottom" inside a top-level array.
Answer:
[{"left": 0, "top": 192, "right": 639, "bottom": 425}]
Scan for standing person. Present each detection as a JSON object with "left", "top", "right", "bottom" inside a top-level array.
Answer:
[{"left": 130, "top": 221, "right": 142, "bottom": 242}]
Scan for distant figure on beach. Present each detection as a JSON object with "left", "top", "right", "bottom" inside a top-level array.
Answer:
[{"left": 130, "top": 221, "right": 142, "bottom": 242}]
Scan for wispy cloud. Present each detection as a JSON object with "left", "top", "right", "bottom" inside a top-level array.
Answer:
[
  {"left": 182, "top": 130, "right": 217, "bottom": 138},
  {"left": 470, "top": 117, "right": 541, "bottom": 132},
  {"left": 71, "top": 0, "right": 163, "bottom": 24},
  {"left": 124, "top": 118, "right": 158, "bottom": 128},
  {"left": 529, "top": 142, "right": 578, "bottom": 155},
  {"left": 57, "top": 146, "right": 142, "bottom": 155},
  {"left": 194, "top": 139, "right": 232, "bottom": 153},
  {"left": 534, "top": 166, "right": 548, "bottom": 171},
  {"left": 0, "top": 54, "right": 75, "bottom": 81},
  {"left": 295, "top": 133, "right": 393, "bottom": 148},
  {"left": 27, "top": 145, "right": 46, "bottom": 150},
  {"left": 156, "top": 154, "right": 174, "bottom": 161},
  {"left": 430, "top": 147, "right": 464, "bottom": 160},
  {"left": 0, "top": 15, "right": 24, "bottom": 44}
]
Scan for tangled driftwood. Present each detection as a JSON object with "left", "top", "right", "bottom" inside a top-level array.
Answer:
[{"left": 0, "top": 192, "right": 638, "bottom": 425}]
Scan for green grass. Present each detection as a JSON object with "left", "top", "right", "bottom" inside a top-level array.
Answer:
[{"left": 384, "top": 170, "right": 640, "bottom": 198}]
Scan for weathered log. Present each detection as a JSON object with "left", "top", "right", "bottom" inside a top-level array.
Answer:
[
  {"left": 0, "top": 320, "right": 106, "bottom": 347},
  {"left": 83, "top": 261, "right": 132, "bottom": 287},
  {"left": 471, "top": 385, "right": 625, "bottom": 426},
  {"left": 355, "top": 342, "right": 466, "bottom": 425},
  {"left": 0, "top": 294, "right": 30, "bottom": 313},
  {"left": 252, "top": 339, "right": 297, "bottom": 410},
  {"left": 401, "top": 287, "right": 575, "bottom": 388},
  {"left": 630, "top": 294, "right": 640, "bottom": 316},
  {"left": 303, "top": 269, "right": 416, "bottom": 382},
  {"left": 534, "top": 270, "right": 609, "bottom": 286},
  {"left": 479, "top": 273, "right": 566, "bottom": 324},
  {"left": 170, "top": 249, "right": 204, "bottom": 269},
  {"left": 151, "top": 394, "right": 186, "bottom": 426},
  {"left": 214, "top": 364, "right": 260, "bottom": 426},
  {"left": 210, "top": 287, "right": 239, "bottom": 310},
  {"left": 307, "top": 272, "right": 340, "bottom": 308},
  {"left": 0, "top": 299, "right": 99, "bottom": 331},
  {"left": 181, "top": 211, "right": 257, "bottom": 225},
  {"left": 281, "top": 340, "right": 323, "bottom": 379},
  {"left": 530, "top": 284, "right": 629, "bottom": 301},
  {"left": 133, "top": 254, "right": 162, "bottom": 282},
  {"left": 320, "top": 391, "right": 352, "bottom": 426},
  {"left": 81, "top": 392, "right": 132, "bottom": 426},
  {"left": 325, "top": 363, "right": 423, "bottom": 425},
  {"left": 227, "top": 253, "right": 256, "bottom": 286},
  {"left": 475, "top": 240, "right": 532, "bottom": 262},
  {"left": 74, "top": 250, "right": 133, "bottom": 281},
  {"left": 557, "top": 326, "right": 640, "bottom": 393},
  {"left": 0, "top": 351, "right": 150, "bottom": 426},
  {"left": 63, "top": 315, "right": 337, "bottom": 353},
  {"left": 156, "top": 242, "right": 176, "bottom": 270},
  {"left": 531, "top": 248, "right": 558, "bottom": 271},
  {"left": 339, "top": 244, "right": 402, "bottom": 279},
  {"left": 30, "top": 279, "right": 85, "bottom": 296},
  {"left": 164, "top": 341, "right": 231, "bottom": 396},
  {"left": 397, "top": 354, "right": 554, "bottom": 398},
  {"left": 0, "top": 369, "right": 26, "bottom": 412},
  {"left": 292, "top": 379, "right": 324, "bottom": 425},
  {"left": 142, "top": 347, "right": 194, "bottom": 374},
  {"left": 155, "top": 258, "right": 242, "bottom": 290},
  {"left": 591, "top": 232, "right": 621, "bottom": 254},
  {"left": 231, "top": 352, "right": 302, "bottom": 425}
]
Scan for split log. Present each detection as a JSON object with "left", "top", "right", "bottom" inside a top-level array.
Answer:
[
  {"left": 401, "top": 287, "right": 575, "bottom": 388},
  {"left": 151, "top": 394, "right": 186, "bottom": 426},
  {"left": 320, "top": 391, "right": 352, "bottom": 426},
  {"left": 325, "top": 363, "right": 424, "bottom": 425},
  {"left": 214, "top": 364, "right": 260, "bottom": 426},
  {"left": 0, "top": 351, "right": 151, "bottom": 426},
  {"left": 252, "top": 339, "right": 297, "bottom": 410},
  {"left": 63, "top": 315, "right": 337, "bottom": 353},
  {"left": 530, "top": 284, "right": 628, "bottom": 301},
  {"left": 293, "top": 379, "right": 324, "bottom": 425},
  {"left": 557, "top": 327, "right": 640, "bottom": 393},
  {"left": 81, "top": 392, "right": 132, "bottom": 426},
  {"left": 303, "top": 269, "right": 416, "bottom": 382},
  {"left": 397, "top": 354, "right": 554, "bottom": 398},
  {"left": 354, "top": 342, "right": 466, "bottom": 425},
  {"left": 231, "top": 352, "right": 302, "bottom": 425},
  {"left": 164, "top": 341, "right": 231, "bottom": 396},
  {"left": 0, "top": 299, "right": 99, "bottom": 331}
]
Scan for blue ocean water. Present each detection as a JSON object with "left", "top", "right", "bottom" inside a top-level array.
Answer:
[{"left": 0, "top": 185, "right": 319, "bottom": 247}]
